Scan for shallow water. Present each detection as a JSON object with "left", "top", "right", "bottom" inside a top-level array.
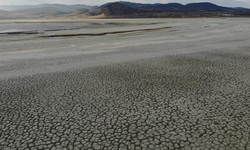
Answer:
[
  {"left": 0, "top": 29, "right": 29, "bottom": 33},
  {"left": 0, "top": 22, "right": 94, "bottom": 33}
]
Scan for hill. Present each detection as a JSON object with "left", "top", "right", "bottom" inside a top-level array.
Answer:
[
  {"left": 185, "top": 2, "right": 232, "bottom": 11},
  {"left": 119, "top": 1, "right": 185, "bottom": 10},
  {"left": 0, "top": 4, "right": 96, "bottom": 12},
  {"left": 0, "top": 1, "right": 250, "bottom": 19},
  {"left": 90, "top": 2, "right": 136, "bottom": 16},
  {"left": 90, "top": 1, "right": 250, "bottom": 18},
  {"left": 100, "top": 1, "right": 246, "bottom": 11}
]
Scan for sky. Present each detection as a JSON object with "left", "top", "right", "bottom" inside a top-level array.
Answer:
[{"left": 0, "top": 0, "right": 250, "bottom": 8}]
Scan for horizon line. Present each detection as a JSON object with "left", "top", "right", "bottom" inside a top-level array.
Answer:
[{"left": 0, "top": 1, "right": 249, "bottom": 9}]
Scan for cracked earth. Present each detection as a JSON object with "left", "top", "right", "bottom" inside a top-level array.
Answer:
[{"left": 0, "top": 18, "right": 250, "bottom": 149}]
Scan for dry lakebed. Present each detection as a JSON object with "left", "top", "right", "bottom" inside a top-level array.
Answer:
[{"left": 0, "top": 18, "right": 250, "bottom": 149}]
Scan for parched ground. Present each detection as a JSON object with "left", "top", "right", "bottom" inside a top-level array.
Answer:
[{"left": 0, "top": 18, "right": 250, "bottom": 149}]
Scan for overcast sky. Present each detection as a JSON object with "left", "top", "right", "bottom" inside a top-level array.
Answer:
[{"left": 1, "top": 0, "right": 250, "bottom": 8}]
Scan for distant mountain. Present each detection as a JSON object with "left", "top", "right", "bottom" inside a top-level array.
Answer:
[
  {"left": 15, "top": 7, "right": 66, "bottom": 15},
  {"left": 73, "top": 8, "right": 90, "bottom": 14},
  {"left": 0, "top": 7, "right": 68, "bottom": 20},
  {"left": 1, "top": 2, "right": 249, "bottom": 13},
  {"left": 185, "top": 2, "right": 232, "bottom": 11},
  {"left": 0, "top": 4, "right": 96, "bottom": 12},
  {"left": 0, "top": 9, "right": 7, "bottom": 13},
  {"left": 0, "top": 9, "right": 8, "bottom": 16},
  {"left": 232, "top": 7, "right": 250, "bottom": 11},
  {"left": 0, "top": 1, "right": 250, "bottom": 19},
  {"left": 119, "top": 1, "right": 185, "bottom": 10},
  {"left": 150, "top": 3, "right": 185, "bottom": 10},
  {"left": 91, "top": 2, "right": 136, "bottom": 16},
  {"left": 0, "top": 10, "right": 13, "bottom": 20},
  {"left": 99, "top": 1, "right": 145, "bottom": 9},
  {"left": 88, "top": 1, "right": 250, "bottom": 18},
  {"left": 100, "top": 1, "right": 247, "bottom": 11}
]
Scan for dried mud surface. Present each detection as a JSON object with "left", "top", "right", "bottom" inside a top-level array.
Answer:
[{"left": 0, "top": 18, "right": 250, "bottom": 149}]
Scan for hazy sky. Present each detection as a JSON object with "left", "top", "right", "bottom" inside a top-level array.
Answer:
[{"left": 1, "top": 0, "right": 250, "bottom": 8}]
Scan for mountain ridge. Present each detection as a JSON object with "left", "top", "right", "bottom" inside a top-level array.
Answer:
[
  {"left": 1, "top": 1, "right": 249, "bottom": 12},
  {"left": 0, "top": 1, "right": 249, "bottom": 19},
  {"left": 0, "top": 4, "right": 97, "bottom": 11},
  {"left": 101, "top": 1, "right": 238, "bottom": 11},
  {"left": 90, "top": 2, "right": 136, "bottom": 16}
]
